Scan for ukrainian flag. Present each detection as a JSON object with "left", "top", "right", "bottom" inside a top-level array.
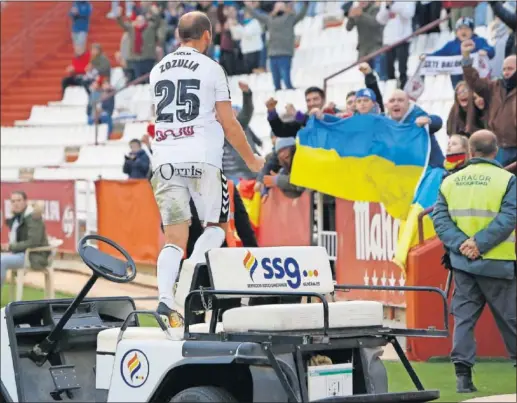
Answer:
[
  {"left": 394, "top": 165, "right": 445, "bottom": 271},
  {"left": 291, "top": 115, "right": 430, "bottom": 220}
]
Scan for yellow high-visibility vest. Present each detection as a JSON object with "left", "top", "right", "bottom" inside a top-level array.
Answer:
[{"left": 440, "top": 162, "right": 516, "bottom": 261}]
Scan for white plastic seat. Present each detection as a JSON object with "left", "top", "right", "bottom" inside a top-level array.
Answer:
[
  {"left": 73, "top": 145, "right": 127, "bottom": 167},
  {"left": 15, "top": 105, "right": 87, "bottom": 126},
  {"left": 1, "top": 146, "right": 65, "bottom": 168},
  {"left": 0, "top": 168, "right": 19, "bottom": 180},
  {"left": 97, "top": 323, "right": 224, "bottom": 354},
  {"left": 1, "top": 124, "right": 108, "bottom": 146},
  {"left": 49, "top": 86, "right": 89, "bottom": 107},
  {"left": 222, "top": 301, "right": 383, "bottom": 332},
  {"left": 110, "top": 66, "right": 126, "bottom": 88},
  {"left": 33, "top": 166, "right": 128, "bottom": 180},
  {"left": 121, "top": 121, "right": 148, "bottom": 142}
]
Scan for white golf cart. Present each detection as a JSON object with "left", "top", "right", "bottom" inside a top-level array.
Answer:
[{"left": 1, "top": 235, "right": 451, "bottom": 402}]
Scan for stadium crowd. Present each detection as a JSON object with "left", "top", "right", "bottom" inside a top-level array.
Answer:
[{"left": 60, "top": 0, "right": 517, "bottom": 175}]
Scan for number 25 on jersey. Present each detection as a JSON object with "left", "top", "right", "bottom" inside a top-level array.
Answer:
[{"left": 154, "top": 79, "right": 200, "bottom": 123}]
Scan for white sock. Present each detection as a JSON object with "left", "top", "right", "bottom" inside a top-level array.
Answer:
[
  {"left": 157, "top": 244, "right": 184, "bottom": 310},
  {"left": 189, "top": 226, "right": 226, "bottom": 265}
]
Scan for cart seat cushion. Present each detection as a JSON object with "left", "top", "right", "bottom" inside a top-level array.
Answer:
[
  {"left": 222, "top": 301, "right": 383, "bottom": 332},
  {"left": 97, "top": 322, "right": 224, "bottom": 354}
]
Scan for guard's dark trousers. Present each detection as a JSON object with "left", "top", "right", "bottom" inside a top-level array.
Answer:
[{"left": 451, "top": 269, "right": 517, "bottom": 366}]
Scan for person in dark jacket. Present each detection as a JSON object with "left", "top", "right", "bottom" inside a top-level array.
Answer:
[
  {"left": 69, "top": 1, "right": 92, "bottom": 49},
  {"left": 1, "top": 191, "right": 49, "bottom": 285},
  {"left": 89, "top": 43, "right": 112, "bottom": 81},
  {"left": 427, "top": 17, "right": 495, "bottom": 89},
  {"left": 222, "top": 82, "right": 263, "bottom": 183},
  {"left": 345, "top": 1, "right": 385, "bottom": 78},
  {"left": 462, "top": 39, "right": 516, "bottom": 166},
  {"left": 266, "top": 86, "right": 338, "bottom": 138},
  {"left": 123, "top": 139, "right": 151, "bottom": 179},
  {"left": 245, "top": 1, "right": 309, "bottom": 90},
  {"left": 177, "top": 181, "right": 261, "bottom": 324},
  {"left": 432, "top": 130, "right": 517, "bottom": 392},
  {"left": 116, "top": 5, "right": 161, "bottom": 83},
  {"left": 490, "top": 1, "right": 516, "bottom": 58}
]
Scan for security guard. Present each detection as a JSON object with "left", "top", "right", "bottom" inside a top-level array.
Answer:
[{"left": 432, "top": 130, "right": 516, "bottom": 393}]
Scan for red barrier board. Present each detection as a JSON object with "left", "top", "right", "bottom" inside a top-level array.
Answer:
[
  {"left": 0, "top": 181, "right": 77, "bottom": 252},
  {"left": 258, "top": 189, "right": 311, "bottom": 247},
  {"left": 335, "top": 199, "right": 406, "bottom": 306}
]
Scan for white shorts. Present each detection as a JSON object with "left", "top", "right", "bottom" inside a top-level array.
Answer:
[{"left": 151, "top": 162, "right": 229, "bottom": 226}]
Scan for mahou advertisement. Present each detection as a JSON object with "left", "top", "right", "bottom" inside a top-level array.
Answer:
[
  {"left": 1, "top": 181, "right": 76, "bottom": 252},
  {"left": 335, "top": 199, "right": 406, "bottom": 306}
]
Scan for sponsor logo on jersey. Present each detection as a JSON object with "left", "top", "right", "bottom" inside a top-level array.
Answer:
[{"left": 154, "top": 126, "right": 195, "bottom": 142}]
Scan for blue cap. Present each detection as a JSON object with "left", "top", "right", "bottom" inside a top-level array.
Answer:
[
  {"left": 275, "top": 137, "right": 296, "bottom": 153},
  {"left": 355, "top": 88, "right": 377, "bottom": 102},
  {"left": 455, "top": 17, "right": 474, "bottom": 31}
]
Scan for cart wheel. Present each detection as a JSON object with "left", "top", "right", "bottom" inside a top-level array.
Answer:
[{"left": 170, "top": 386, "right": 237, "bottom": 402}]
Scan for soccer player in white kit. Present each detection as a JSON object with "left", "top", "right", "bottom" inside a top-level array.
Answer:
[{"left": 149, "top": 11, "right": 264, "bottom": 327}]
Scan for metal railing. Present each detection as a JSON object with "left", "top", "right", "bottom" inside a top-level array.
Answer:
[
  {"left": 323, "top": 16, "right": 449, "bottom": 94},
  {"left": 417, "top": 161, "right": 517, "bottom": 244}
]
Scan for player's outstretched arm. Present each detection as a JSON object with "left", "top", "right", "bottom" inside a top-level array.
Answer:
[{"left": 216, "top": 100, "right": 264, "bottom": 173}]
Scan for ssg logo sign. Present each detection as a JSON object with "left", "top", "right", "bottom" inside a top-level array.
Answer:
[
  {"left": 243, "top": 250, "right": 319, "bottom": 290},
  {"left": 120, "top": 349, "right": 149, "bottom": 388}
]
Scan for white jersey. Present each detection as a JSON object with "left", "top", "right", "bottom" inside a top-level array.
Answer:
[{"left": 149, "top": 46, "right": 231, "bottom": 170}]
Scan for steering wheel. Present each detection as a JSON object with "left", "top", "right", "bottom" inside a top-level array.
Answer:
[{"left": 78, "top": 234, "right": 137, "bottom": 284}]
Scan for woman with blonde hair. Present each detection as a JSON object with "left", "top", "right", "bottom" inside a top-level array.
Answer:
[{"left": 446, "top": 81, "right": 486, "bottom": 136}]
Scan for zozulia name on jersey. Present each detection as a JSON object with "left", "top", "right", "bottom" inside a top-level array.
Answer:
[{"left": 159, "top": 58, "right": 199, "bottom": 74}]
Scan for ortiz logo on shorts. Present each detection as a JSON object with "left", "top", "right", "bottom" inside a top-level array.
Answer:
[
  {"left": 159, "top": 164, "right": 202, "bottom": 179},
  {"left": 243, "top": 250, "right": 319, "bottom": 290},
  {"left": 154, "top": 126, "right": 195, "bottom": 142}
]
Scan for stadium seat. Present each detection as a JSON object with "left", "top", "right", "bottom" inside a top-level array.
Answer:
[
  {"left": 73, "top": 144, "right": 128, "bottom": 167},
  {"left": 0, "top": 168, "right": 20, "bottom": 181},
  {"left": 1, "top": 146, "right": 65, "bottom": 168},
  {"left": 121, "top": 121, "right": 148, "bottom": 142},
  {"left": 0, "top": 124, "right": 109, "bottom": 146},
  {"left": 15, "top": 105, "right": 87, "bottom": 126},
  {"left": 110, "top": 66, "right": 126, "bottom": 89},
  {"left": 48, "top": 86, "right": 89, "bottom": 107},
  {"left": 33, "top": 166, "right": 127, "bottom": 180}
]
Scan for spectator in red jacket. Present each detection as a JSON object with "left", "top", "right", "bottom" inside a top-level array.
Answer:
[
  {"left": 443, "top": 1, "right": 479, "bottom": 29},
  {"left": 61, "top": 45, "right": 91, "bottom": 96}
]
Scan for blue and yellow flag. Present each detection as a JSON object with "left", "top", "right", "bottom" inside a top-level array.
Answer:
[
  {"left": 291, "top": 115, "right": 430, "bottom": 220},
  {"left": 394, "top": 165, "right": 445, "bottom": 271}
]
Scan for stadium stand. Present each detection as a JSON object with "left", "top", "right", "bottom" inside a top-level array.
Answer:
[
  {"left": 0, "top": 2, "right": 512, "bottom": 237},
  {"left": 1, "top": 2, "right": 120, "bottom": 126}
]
